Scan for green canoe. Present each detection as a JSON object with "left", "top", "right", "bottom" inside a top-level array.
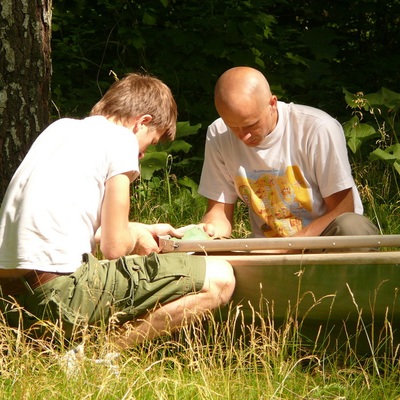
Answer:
[{"left": 161, "top": 234, "right": 400, "bottom": 352}]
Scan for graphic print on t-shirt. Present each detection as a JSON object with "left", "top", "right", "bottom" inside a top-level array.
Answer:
[{"left": 235, "top": 166, "right": 312, "bottom": 237}]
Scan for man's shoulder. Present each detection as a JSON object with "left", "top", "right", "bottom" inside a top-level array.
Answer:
[
  {"left": 209, "top": 117, "right": 228, "bottom": 132},
  {"left": 284, "top": 102, "right": 336, "bottom": 122},
  {"left": 207, "top": 118, "right": 232, "bottom": 141}
]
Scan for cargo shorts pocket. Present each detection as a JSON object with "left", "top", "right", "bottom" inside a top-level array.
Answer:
[
  {"left": 111, "top": 253, "right": 193, "bottom": 323},
  {"left": 42, "top": 253, "right": 116, "bottom": 327}
]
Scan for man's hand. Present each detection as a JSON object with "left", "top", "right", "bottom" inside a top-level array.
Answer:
[
  {"left": 200, "top": 199, "right": 234, "bottom": 238},
  {"left": 197, "top": 223, "right": 216, "bottom": 237}
]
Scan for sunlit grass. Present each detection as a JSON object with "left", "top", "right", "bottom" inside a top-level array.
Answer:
[
  {"left": 1, "top": 290, "right": 400, "bottom": 399},
  {"left": 1, "top": 161, "right": 399, "bottom": 398}
]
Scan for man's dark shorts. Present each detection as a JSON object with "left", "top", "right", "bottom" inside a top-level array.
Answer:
[{"left": 0, "top": 252, "right": 206, "bottom": 339}]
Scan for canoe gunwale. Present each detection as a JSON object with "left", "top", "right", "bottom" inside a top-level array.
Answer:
[
  {"left": 160, "top": 234, "right": 400, "bottom": 254},
  {"left": 211, "top": 250, "right": 400, "bottom": 266}
]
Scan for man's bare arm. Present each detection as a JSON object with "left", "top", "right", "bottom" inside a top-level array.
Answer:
[
  {"left": 294, "top": 188, "right": 354, "bottom": 237},
  {"left": 200, "top": 199, "right": 235, "bottom": 238}
]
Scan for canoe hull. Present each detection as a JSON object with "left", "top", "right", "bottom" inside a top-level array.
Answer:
[{"left": 213, "top": 251, "right": 400, "bottom": 352}]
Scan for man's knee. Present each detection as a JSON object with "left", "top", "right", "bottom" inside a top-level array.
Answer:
[
  {"left": 203, "top": 257, "right": 235, "bottom": 306},
  {"left": 321, "top": 212, "right": 379, "bottom": 236}
]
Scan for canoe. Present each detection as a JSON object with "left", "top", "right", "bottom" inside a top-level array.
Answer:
[{"left": 161, "top": 235, "right": 400, "bottom": 352}]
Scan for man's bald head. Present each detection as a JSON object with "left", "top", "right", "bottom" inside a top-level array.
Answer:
[
  {"left": 213, "top": 67, "right": 278, "bottom": 146},
  {"left": 214, "top": 67, "right": 272, "bottom": 116}
]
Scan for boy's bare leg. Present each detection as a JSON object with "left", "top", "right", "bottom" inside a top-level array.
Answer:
[{"left": 114, "top": 258, "right": 235, "bottom": 349}]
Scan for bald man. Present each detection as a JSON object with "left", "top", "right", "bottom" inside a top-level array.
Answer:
[{"left": 198, "top": 67, "right": 378, "bottom": 241}]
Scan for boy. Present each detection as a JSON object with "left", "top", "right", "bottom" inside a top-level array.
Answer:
[{"left": 0, "top": 73, "right": 235, "bottom": 346}]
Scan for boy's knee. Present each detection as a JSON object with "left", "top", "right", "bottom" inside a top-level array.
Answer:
[{"left": 204, "top": 258, "right": 235, "bottom": 306}]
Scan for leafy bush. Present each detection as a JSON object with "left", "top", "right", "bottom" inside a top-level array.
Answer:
[
  {"left": 343, "top": 88, "right": 400, "bottom": 168},
  {"left": 129, "top": 121, "right": 207, "bottom": 226},
  {"left": 343, "top": 88, "right": 400, "bottom": 233}
]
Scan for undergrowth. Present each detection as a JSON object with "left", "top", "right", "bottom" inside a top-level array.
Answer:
[{"left": 1, "top": 294, "right": 400, "bottom": 399}]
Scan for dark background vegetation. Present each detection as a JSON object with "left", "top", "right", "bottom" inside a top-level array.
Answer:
[
  {"left": 51, "top": 0, "right": 400, "bottom": 129},
  {"left": 50, "top": 0, "right": 400, "bottom": 231},
  {"left": 42, "top": 1, "right": 400, "bottom": 232}
]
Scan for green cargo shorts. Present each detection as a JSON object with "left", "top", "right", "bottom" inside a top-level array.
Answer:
[{"left": 0, "top": 252, "right": 206, "bottom": 339}]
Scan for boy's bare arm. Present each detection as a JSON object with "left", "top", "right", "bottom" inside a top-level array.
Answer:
[{"left": 98, "top": 173, "right": 135, "bottom": 259}]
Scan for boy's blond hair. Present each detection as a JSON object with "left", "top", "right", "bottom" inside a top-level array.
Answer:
[{"left": 90, "top": 73, "right": 177, "bottom": 140}]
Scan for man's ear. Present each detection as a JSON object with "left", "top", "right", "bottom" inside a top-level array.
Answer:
[{"left": 269, "top": 95, "right": 278, "bottom": 106}]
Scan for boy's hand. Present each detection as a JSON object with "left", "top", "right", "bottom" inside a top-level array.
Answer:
[
  {"left": 128, "top": 223, "right": 184, "bottom": 255},
  {"left": 146, "top": 223, "right": 184, "bottom": 240}
]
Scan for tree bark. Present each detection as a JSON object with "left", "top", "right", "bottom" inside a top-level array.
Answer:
[{"left": 0, "top": 0, "right": 52, "bottom": 202}]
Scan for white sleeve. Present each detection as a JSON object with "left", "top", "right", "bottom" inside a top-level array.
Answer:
[
  {"left": 106, "top": 131, "right": 140, "bottom": 182},
  {"left": 308, "top": 116, "right": 363, "bottom": 213},
  {"left": 310, "top": 117, "right": 355, "bottom": 198}
]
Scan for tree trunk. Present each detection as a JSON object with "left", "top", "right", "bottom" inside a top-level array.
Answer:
[{"left": 0, "top": 0, "right": 52, "bottom": 202}]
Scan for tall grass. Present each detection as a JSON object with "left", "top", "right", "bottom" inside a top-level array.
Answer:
[
  {"left": 1, "top": 296, "right": 400, "bottom": 399},
  {"left": 129, "top": 174, "right": 253, "bottom": 236},
  {"left": 353, "top": 162, "right": 400, "bottom": 235},
  {"left": 1, "top": 164, "right": 399, "bottom": 399}
]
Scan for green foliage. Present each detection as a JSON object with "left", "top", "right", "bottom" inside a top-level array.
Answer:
[
  {"left": 245, "top": 1, "right": 400, "bottom": 115},
  {"left": 140, "top": 121, "right": 201, "bottom": 180},
  {"left": 51, "top": 0, "right": 279, "bottom": 123},
  {"left": 130, "top": 173, "right": 207, "bottom": 228},
  {"left": 342, "top": 87, "right": 400, "bottom": 232},
  {"left": 343, "top": 87, "right": 400, "bottom": 171},
  {"left": 343, "top": 115, "right": 379, "bottom": 155},
  {"left": 371, "top": 144, "right": 400, "bottom": 175},
  {"left": 51, "top": 0, "right": 400, "bottom": 164},
  {"left": 136, "top": 121, "right": 204, "bottom": 222},
  {"left": 50, "top": 0, "right": 400, "bottom": 230}
]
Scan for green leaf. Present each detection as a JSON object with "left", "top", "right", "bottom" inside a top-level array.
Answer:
[
  {"left": 343, "top": 116, "right": 378, "bottom": 153},
  {"left": 130, "top": 35, "right": 146, "bottom": 50},
  {"left": 343, "top": 88, "right": 358, "bottom": 108},
  {"left": 176, "top": 122, "right": 202, "bottom": 139},
  {"left": 178, "top": 176, "right": 199, "bottom": 196},
  {"left": 155, "top": 139, "right": 192, "bottom": 154},
  {"left": 370, "top": 144, "right": 400, "bottom": 163},
  {"left": 364, "top": 88, "right": 400, "bottom": 109},
  {"left": 140, "top": 152, "right": 168, "bottom": 180},
  {"left": 285, "top": 52, "right": 309, "bottom": 66},
  {"left": 344, "top": 87, "right": 400, "bottom": 112},
  {"left": 394, "top": 161, "right": 400, "bottom": 175},
  {"left": 342, "top": 88, "right": 368, "bottom": 109},
  {"left": 143, "top": 12, "right": 157, "bottom": 26},
  {"left": 160, "top": 139, "right": 192, "bottom": 154}
]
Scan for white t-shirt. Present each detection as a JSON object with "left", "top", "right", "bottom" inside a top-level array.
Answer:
[
  {"left": 198, "top": 101, "right": 363, "bottom": 238},
  {"left": 0, "top": 116, "right": 139, "bottom": 272}
]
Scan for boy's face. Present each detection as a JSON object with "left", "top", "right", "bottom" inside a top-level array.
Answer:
[{"left": 135, "top": 126, "right": 164, "bottom": 159}]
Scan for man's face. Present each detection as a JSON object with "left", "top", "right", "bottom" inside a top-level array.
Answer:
[{"left": 219, "top": 96, "right": 278, "bottom": 147}]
